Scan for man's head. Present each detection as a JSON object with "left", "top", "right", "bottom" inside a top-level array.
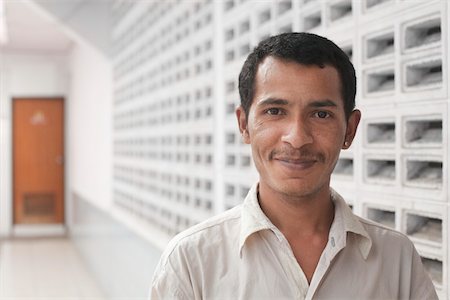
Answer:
[
  {"left": 235, "top": 32, "right": 360, "bottom": 199},
  {"left": 238, "top": 32, "right": 356, "bottom": 121}
]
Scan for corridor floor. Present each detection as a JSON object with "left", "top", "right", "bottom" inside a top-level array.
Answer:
[{"left": 0, "top": 237, "right": 105, "bottom": 300}]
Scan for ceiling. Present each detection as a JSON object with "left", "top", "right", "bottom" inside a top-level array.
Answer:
[{"left": 0, "top": 0, "right": 73, "bottom": 54}]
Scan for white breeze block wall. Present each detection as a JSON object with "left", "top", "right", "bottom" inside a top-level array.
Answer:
[{"left": 111, "top": 0, "right": 448, "bottom": 298}]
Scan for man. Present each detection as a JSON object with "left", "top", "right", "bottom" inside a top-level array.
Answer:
[{"left": 150, "top": 33, "right": 437, "bottom": 299}]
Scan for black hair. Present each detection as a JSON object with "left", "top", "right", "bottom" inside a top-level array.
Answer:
[{"left": 238, "top": 32, "right": 356, "bottom": 120}]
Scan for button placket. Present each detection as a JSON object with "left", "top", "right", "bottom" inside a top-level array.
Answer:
[{"left": 278, "top": 233, "right": 309, "bottom": 299}]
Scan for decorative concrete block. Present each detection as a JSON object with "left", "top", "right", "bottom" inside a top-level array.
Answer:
[{"left": 111, "top": 0, "right": 449, "bottom": 297}]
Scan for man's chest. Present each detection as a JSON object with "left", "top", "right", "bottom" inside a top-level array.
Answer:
[
  {"left": 288, "top": 234, "right": 329, "bottom": 284},
  {"left": 191, "top": 233, "right": 403, "bottom": 300}
]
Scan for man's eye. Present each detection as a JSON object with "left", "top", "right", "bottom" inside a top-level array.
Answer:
[
  {"left": 315, "top": 111, "right": 330, "bottom": 118},
  {"left": 266, "top": 108, "right": 281, "bottom": 115}
]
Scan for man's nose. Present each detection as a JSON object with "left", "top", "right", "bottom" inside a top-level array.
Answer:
[{"left": 280, "top": 118, "right": 313, "bottom": 148}]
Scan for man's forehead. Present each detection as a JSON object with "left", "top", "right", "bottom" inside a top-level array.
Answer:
[
  {"left": 255, "top": 97, "right": 338, "bottom": 107},
  {"left": 256, "top": 56, "right": 335, "bottom": 75},
  {"left": 254, "top": 56, "right": 341, "bottom": 88},
  {"left": 251, "top": 56, "right": 344, "bottom": 108}
]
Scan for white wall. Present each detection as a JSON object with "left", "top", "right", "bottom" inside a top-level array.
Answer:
[
  {"left": 110, "top": 1, "right": 449, "bottom": 297},
  {"left": 34, "top": 0, "right": 112, "bottom": 57},
  {"left": 0, "top": 53, "right": 69, "bottom": 237},
  {"left": 0, "top": 42, "right": 113, "bottom": 237},
  {"left": 66, "top": 42, "right": 166, "bottom": 299},
  {"left": 67, "top": 41, "right": 112, "bottom": 215}
]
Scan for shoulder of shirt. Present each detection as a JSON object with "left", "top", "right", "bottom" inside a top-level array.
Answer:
[
  {"left": 355, "top": 214, "right": 414, "bottom": 247},
  {"left": 158, "top": 205, "right": 242, "bottom": 263}
]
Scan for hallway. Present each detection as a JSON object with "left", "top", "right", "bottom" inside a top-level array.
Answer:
[
  {"left": 0, "top": 0, "right": 447, "bottom": 298},
  {"left": 0, "top": 238, "right": 105, "bottom": 300}
]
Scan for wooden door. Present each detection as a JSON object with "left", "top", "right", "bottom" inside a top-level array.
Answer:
[{"left": 13, "top": 98, "right": 64, "bottom": 224}]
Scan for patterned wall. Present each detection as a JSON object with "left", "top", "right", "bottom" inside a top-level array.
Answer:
[{"left": 111, "top": 1, "right": 448, "bottom": 297}]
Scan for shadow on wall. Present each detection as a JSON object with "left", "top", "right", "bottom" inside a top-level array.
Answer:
[{"left": 70, "top": 193, "right": 162, "bottom": 299}]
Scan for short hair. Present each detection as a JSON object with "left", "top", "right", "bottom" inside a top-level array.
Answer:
[{"left": 238, "top": 32, "right": 356, "bottom": 120}]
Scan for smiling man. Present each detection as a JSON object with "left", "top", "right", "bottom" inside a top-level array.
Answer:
[{"left": 150, "top": 33, "right": 437, "bottom": 299}]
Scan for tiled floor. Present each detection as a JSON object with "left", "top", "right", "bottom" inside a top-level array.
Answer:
[{"left": 0, "top": 237, "right": 105, "bottom": 300}]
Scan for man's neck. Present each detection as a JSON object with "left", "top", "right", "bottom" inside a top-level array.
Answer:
[{"left": 257, "top": 182, "right": 335, "bottom": 238}]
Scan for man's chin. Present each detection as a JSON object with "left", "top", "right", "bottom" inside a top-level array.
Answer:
[{"left": 273, "top": 180, "right": 321, "bottom": 199}]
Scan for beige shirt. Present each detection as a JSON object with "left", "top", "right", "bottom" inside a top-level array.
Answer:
[{"left": 151, "top": 183, "right": 438, "bottom": 300}]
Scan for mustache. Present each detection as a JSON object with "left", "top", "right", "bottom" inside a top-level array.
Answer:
[{"left": 269, "top": 147, "right": 325, "bottom": 163}]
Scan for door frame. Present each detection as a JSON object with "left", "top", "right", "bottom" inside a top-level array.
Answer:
[{"left": 11, "top": 96, "right": 66, "bottom": 234}]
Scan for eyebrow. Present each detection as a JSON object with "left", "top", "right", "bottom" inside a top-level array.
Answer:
[
  {"left": 256, "top": 97, "right": 289, "bottom": 107},
  {"left": 308, "top": 99, "right": 338, "bottom": 108},
  {"left": 256, "top": 98, "right": 338, "bottom": 108}
]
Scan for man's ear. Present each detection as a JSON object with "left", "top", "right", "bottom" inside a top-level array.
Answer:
[
  {"left": 236, "top": 106, "right": 250, "bottom": 144},
  {"left": 342, "top": 109, "right": 361, "bottom": 149}
]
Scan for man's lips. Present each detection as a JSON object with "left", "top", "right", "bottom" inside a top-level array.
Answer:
[
  {"left": 273, "top": 157, "right": 318, "bottom": 170},
  {"left": 274, "top": 157, "right": 318, "bottom": 163}
]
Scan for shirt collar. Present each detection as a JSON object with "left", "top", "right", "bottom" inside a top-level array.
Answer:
[
  {"left": 239, "top": 183, "right": 372, "bottom": 260},
  {"left": 329, "top": 188, "right": 372, "bottom": 259},
  {"left": 239, "top": 183, "right": 277, "bottom": 256}
]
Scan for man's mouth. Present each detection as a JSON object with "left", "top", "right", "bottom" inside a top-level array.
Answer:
[
  {"left": 269, "top": 148, "right": 325, "bottom": 171},
  {"left": 273, "top": 157, "right": 318, "bottom": 170}
]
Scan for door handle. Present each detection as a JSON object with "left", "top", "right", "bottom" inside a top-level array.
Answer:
[{"left": 55, "top": 156, "right": 64, "bottom": 165}]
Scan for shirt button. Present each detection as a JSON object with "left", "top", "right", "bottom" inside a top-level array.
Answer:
[{"left": 330, "top": 237, "right": 335, "bottom": 247}]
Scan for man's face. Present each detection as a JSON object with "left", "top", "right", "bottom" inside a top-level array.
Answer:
[{"left": 236, "top": 56, "right": 360, "bottom": 199}]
